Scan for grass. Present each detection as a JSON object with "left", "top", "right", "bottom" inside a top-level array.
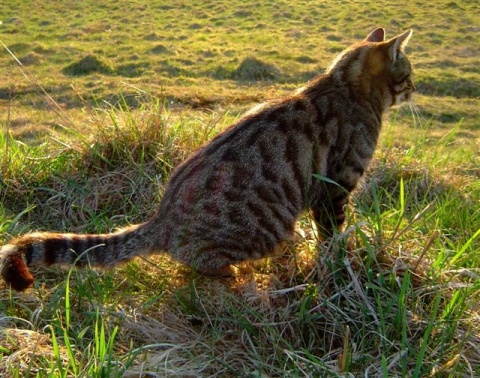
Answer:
[{"left": 1, "top": 0, "right": 479, "bottom": 376}]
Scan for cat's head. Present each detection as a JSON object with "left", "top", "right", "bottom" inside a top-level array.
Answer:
[{"left": 328, "top": 28, "right": 415, "bottom": 110}]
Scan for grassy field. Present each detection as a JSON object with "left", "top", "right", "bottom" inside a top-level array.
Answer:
[{"left": 1, "top": 0, "right": 479, "bottom": 376}]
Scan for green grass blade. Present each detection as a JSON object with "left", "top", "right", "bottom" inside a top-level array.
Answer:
[
  {"left": 448, "top": 228, "right": 480, "bottom": 267},
  {"left": 412, "top": 294, "right": 442, "bottom": 377}
]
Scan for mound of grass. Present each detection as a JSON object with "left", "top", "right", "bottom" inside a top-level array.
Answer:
[
  {"left": 62, "top": 53, "right": 114, "bottom": 76},
  {"left": 19, "top": 52, "right": 42, "bottom": 66},
  {"left": 6, "top": 42, "right": 31, "bottom": 54},
  {"left": 144, "top": 33, "right": 162, "bottom": 41},
  {"left": 149, "top": 44, "right": 170, "bottom": 54},
  {"left": 0, "top": 99, "right": 219, "bottom": 231},
  {"left": 232, "top": 56, "right": 282, "bottom": 81}
]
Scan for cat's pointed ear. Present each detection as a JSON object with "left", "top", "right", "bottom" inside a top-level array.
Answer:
[
  {"left": 365, "top": 28, "right": 385, "bottom": 42},
  {"left": 387, "top": 29, "right": 413, "bottom": 61}
]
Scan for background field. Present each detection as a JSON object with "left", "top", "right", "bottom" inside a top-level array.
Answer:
[{"left": 1, "top": 0, "right": 479, "bottom": 377}]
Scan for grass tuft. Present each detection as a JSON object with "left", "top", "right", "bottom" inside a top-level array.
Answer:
[
  {"left": 18, "top": 52, "right": 43, "bottom": 66},
  {"left": 62, "top": 54, "right": 114, "bottom": 76},
  {"left": 149, "top": 44, "right": 170, "bottom": 55},
  {"left": 233, "top": 57, "right": 283, "bottom": 82}
]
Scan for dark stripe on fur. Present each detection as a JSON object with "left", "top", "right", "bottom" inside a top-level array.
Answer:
[
  {"left": 44, "top": 238, "right": 63, "bottom": 265},
  {"left": 246, "top": 202, "right": 281, "bottom": 243},
  {"left": 24, "top": 243, "right": 34, "bottom": 266}
]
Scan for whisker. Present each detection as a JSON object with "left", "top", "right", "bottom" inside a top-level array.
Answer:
[{"left": 408, "top": 100, "right": 425, "bottom": 129}]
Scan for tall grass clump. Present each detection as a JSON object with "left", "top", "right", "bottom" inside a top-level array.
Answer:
[{"left": 2, "top": 97, "right": 186, "bottom": 233}]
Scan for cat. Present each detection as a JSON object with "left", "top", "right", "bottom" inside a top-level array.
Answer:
[{"left": 0, "top": 28, "right": 414, "bottom": 291}]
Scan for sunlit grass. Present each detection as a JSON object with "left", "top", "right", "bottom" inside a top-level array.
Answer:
[
  {"left": 1, "top": 95, "right": 479, "bottom": 375},
  {"left": 1, "top": 0, "right": 479, "bottom": 376}
]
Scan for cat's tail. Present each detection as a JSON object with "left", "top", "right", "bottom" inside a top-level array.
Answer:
[{"left": 0, "top": 222, "right": 156, "bottom": 291}]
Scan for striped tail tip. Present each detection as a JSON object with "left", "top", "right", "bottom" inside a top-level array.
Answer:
[{"left": 0, "top": 244, "right": 35, "bottom": 291}]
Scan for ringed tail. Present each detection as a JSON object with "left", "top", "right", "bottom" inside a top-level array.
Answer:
[{"left": 0, "top": 223, "right": 153, "bottom": 291}]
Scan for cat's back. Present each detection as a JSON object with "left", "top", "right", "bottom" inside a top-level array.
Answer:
[
  {"left": 155, "top": 94, "right": 320, "bottom": 258},
  {"left": 165, "top": 95, "right": 317, "bottom": 197}
]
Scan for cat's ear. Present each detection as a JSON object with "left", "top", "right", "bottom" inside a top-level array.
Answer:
[
  {"left": 387, "top": 29, "right": 412, "bottom": 61},
  {"left": 365, "top": 28, "right": 385, "bottom": 42}
]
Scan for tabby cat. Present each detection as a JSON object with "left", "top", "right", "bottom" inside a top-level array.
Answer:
[{"left": 0, "top": 28, "right": 414, "bottom": 291}]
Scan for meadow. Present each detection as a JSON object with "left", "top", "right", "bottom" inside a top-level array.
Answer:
[{"left": 1, "top": 0, "right": 479, "bottom": 376}]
